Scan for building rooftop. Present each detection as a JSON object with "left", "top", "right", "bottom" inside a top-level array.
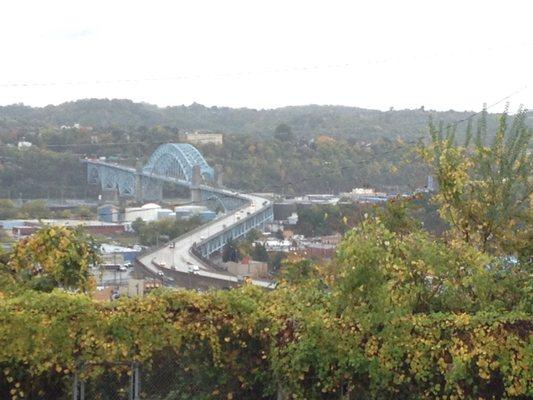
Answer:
[
  {"left": 8, "top": 219, "right": 123, "bottom": 227},
  {"left": 141, "top": 203, "right": 161, "bottom": 209},
  {"left": 100, "top": 243, "right": 140, "bottom": 254}
]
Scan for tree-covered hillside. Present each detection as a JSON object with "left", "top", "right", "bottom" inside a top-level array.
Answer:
[
  {"left": 0, "top": 99, "right": 522, "bottom": 139},
  {"left": 0, "top": 100, "right": 529, "bottom": 198}
]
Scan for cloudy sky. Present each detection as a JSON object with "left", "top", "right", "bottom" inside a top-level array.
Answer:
[{"left": 0, "top": 0, "right": 531, "bottom": 111}]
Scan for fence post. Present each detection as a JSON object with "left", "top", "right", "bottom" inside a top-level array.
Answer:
[
  {"left": 72, "top": 373, "right": 85, "bottom": 400},
  {"left": 340, "top": 381, "right": 349, "bottom": 399},
  {"left": 276, "top": 383, "right": 284, "bottom": 400},
  {"left": 72, "top": 374, "right": 78, "bottom": 400},
  {"left": 130, "top": 362, "right": 140, "bottom": 400}
]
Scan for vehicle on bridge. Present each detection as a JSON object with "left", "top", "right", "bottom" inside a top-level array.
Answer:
[
  {"left": 151, "top": 258, "right": 166, "bottom": 268},
  {"left": 87, "top": 143, "right": 275, "bottom": 290}
]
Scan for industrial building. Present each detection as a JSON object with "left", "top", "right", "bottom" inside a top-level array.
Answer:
[
  {"left": 174, "top": 205, "right": 216, "bottom": 221},
  {"left": 124, "top": 203, "right": 175, "bottom": 222},
  {"left": 340, "top": 188, "right": 389, "bottom": 203},
  {"left": 97, "top": 204, "right": 120, "bottom": 223},
  {"left": 223, "top": 257, "right": 268, "bottom": 279},
  {"left": 6, "top": 219, "right": 125, "bottom": 239},
  {"left": 100, "top": 243, "right": 141, "bottom": 264}
]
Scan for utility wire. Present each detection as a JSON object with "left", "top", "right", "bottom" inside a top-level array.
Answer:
[
  {"left": 0, "top": 63, "right": 352, "bottom": 88},
  {"left": 2, "top": 42, "right": 531, "bottom": 89},
  {"left": 450, "top": 85, "right": 529, "bottom": 126}
]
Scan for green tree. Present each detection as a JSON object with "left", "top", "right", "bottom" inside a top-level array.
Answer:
[
  {"left": 19, "top": 200, "right": 50, "bottom": 219},
  {"left": 77, "top": 205, "right": 93, "bottom": 219},
  {"left": 0, "top": 199, "right": 18, "bottom": 219},
  {"left": 375, "top": 196, "right": 420, "bottom": 235},
  {"left": 251, "top": 242, "right": 269, "bottom": 262},
  {"left": 268, "top": 251, "right": 285, "bottom": 271},
  {"left": 421, "top": 107, "right": 532, "bottom": 257},
  {"left": 6, "top": 226, "right": 99, "bottom": 293},
  {"left": 273, "top": 123, "right": 295, "bottom": 141},
  {"left": 131, "top": 217, "right": 146, "bottom": 234},
  {"left": 334, "top": 219, "right": 530, "bottom": 324},
  {"left": 132, "top": 217, "right": 203, "bottom": 246},
  {"left": 222, "top": 240, "right": 241, "bottom": 263}
]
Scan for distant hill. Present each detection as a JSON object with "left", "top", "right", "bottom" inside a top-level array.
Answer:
[{"left": 1, "top": 99, "right": 528, "bottom": 140}]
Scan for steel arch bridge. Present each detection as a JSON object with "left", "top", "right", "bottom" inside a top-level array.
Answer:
[
  {"left": 84, "top": 143, "right": 243, "bottom": 210},
  {"left": 142, "top": 143, "right": 214, "bottom": 183}
]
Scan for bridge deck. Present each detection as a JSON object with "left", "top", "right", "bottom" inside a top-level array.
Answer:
[
  {"left": 137, "top": 192, "right": 274, "bottom": 289},
  {"left": 84, "top": 158, "right": 275, "bottom": 289}
]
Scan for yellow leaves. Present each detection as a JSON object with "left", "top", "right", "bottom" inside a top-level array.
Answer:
[
  {"left": 7, "top": 226, "right": 98, "bottom": 293},
  {"left": 454, "top": 314, "right": 471, "bottom": 326},
  {"left": 0, "top": 279, "right": 529, "bottom": 399}
]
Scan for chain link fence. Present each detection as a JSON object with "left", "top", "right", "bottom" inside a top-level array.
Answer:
[
  {"left": 1, "top": 358, "right": 350, "bottom": 400},
  {"left": 73, "top": 362, "right": 133, "bottom": 400},
  {"left": 2, "top": 359, "right": 266, "bottom": 400}
]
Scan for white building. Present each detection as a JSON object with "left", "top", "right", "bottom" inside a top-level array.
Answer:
[
  {"left": 17, "top": 141, "right": 32, "bottom": 149},
  {"left": 183, "top": 131, "right": 223, "bottom": 145},
  {"left": 124, "top": 203, "right": 174, "bottom": 222},
  {"left": 264, "top": 239, "right": 293, "bottom": 252},
  {"left": 341, "top": 188, "right": 388, "bottom": 203},
  {"left": 287, "top": 212, "right": 298, "bottom": 225}
]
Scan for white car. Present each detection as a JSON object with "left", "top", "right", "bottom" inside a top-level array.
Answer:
[{"left": 188, "top": 265, "right": 200, "bottom": 273}]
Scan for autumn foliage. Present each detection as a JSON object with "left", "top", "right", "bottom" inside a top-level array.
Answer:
[{"left": 0, "top": 109, "right": 531, "bottom": 399}]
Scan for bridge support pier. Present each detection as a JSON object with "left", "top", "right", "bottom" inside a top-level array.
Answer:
[
  {"left": 191, "top": 187, "right": 202, "bottom": 203},
  {"left": 101, "top": 188, "right": 119, "bottom": 203},
  {"left": 191, "top": 165, "right": 203, "bottom": 203},
  {"left": 135, "top": 162, "right": 143, "bottom": 203}
]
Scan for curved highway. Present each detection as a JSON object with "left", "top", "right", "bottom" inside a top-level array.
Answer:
[{"left": 137, "top": 191, "right": 275, "bottom": 289}]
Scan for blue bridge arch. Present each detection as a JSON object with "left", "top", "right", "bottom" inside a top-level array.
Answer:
[
  {"left": 84, "top": 143, "right": 246, "bottom": 208},
  {"left": 142, "top": 143, "right": 214, "bottom": 183}
]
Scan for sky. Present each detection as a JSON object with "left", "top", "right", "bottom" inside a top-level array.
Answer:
[{"left": 0, "top": 0, "right": 531, "bottom": 112}]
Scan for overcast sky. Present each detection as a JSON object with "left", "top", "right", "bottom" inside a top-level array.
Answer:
[{"left": 0, "top": 0, "right": 531, "bottom": 111}]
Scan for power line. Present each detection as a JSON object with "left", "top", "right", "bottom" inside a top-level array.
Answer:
[
  {"left": 0, "top": 63, "right": 352, "bottom": 89},
  {"left": 2, "top": 42, "right": 531, "bottom": 89},
  {"left": 450, "top": 85, "right": 529, "bottom": 126}
]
